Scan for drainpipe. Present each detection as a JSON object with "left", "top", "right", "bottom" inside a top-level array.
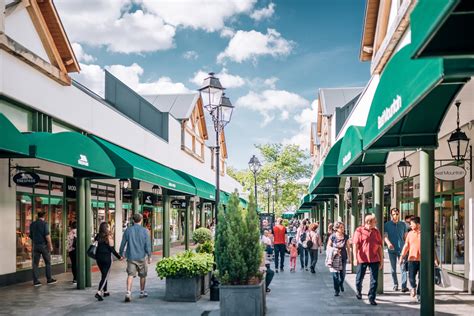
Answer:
[
  {"left": 420, "top": 149, "right": 435, "bottom": 315},
  {"left": 338, "top": 190, "right": 344, "bottom": 222},
  {"left": 374, "top": 174, "right": 384, "bottom": 294},
  {"left": 162, "top": 189, "right": 170, "bottom": 258},
  {"left": 84, "top": 179, "right": 92, "bottom": 288},
  {"left": 184, "top": 196, "right": 191, "bottom": 250},
  {"left": 76, "top": 178, "right": 86, "bottom": 289},
  {"left": 351, "top": 177, "right": 359, "bottom": 274}
]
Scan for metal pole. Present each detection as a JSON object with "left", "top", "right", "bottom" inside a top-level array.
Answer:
[
  {"left": 132, "top": 180, "right": 140, "bottom": 216},
  {"left": 374, "top": 174, "right": 384, "bottom": 294},
  {"left": 267, "top": 190, "right": 270, "bottom": 214},
  {"left": 351, "top": 177, "right": 359, "bottom": 274},
  {"left": 76, "top": 178, "right": 86, "bottom": 289},
  {"left": 199, "top": 202, "right": 205, "bottom": 228},
  {"left": 162, "top": 189, "right": 170, "bottom": 258},
  {"left": 254, "top": 173, "right": 258, "bottom": 211},
  {"left": 184, "top": 196, "right": 190, "bottom": 250},
  {"left": 215, "top": 120, "right": 220, "bottom": 225},
  {"left": 338, "top": 192, "right": 344, "bottom": 222},
  {"left": 323, "top": 202, "right": 327, "bottom": 237},
  {"left": 330, "top": 197, "right": 335, "bottom": 225},
  {"left": 84, "top": 179, "right": 92, "bottom": 288},
  {"left": 318, "top": 204, "right": 323, "bottom": 241},
  {"left": 420, "top": 149, "right": 434, "bottom": 314}
]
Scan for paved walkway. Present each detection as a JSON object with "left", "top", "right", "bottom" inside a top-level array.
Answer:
[{"left": 1, "top": 248, "right": 473, "bottom": 315}]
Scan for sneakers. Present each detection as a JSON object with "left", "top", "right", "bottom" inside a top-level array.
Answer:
[
  {"left": 356, "top": 292, "right": 362, "bottom": 300},
  {"left": 410, "top": 289, "right": 416, "bottom": 298},
  {"left": 340, "top": 284, "right": 344, "bottom": 292},
  {"left": 124, "top": 292, "right": 132, "bottom": 303},
  {"left": 139, "top": 291, "right": 148, "bottom": 299},
  {"left": 33, "top": 281, "right": 42, "bottom": 287},
  {"left": 280, "top": 268, "right": 284, "bottom": 272},
  {"left": 275, "top": 269, "right": 279, "bottom": 273},
  {"left": 95, "top": 293, "right": 104, "bottom": 301},
  {"left": 334, "top": 292, "right": 340, "bottom": 296},
  {"left": 72, "top": 280, "right": 77, "bottom": 284},
  {"left": 401, "top": 288, "right": 409, "bottom": 293},
  {"left": 103, "top": 292, "right": 110, "bottom": 297},
  {"left": 305, "top": 267, "right": 309, "bottom": 271},
  {"left": 47, "top": 279, "right": 57, "bottom": 285},
  {"left": 369, "top": 299, "right": 377, "bottom": 306},
  {"left": 393, "top": 285, "right": 399, "bottom": 291}
]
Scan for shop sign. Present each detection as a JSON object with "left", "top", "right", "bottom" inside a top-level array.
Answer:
[
  {"left": 434, "top": 165, "right": 465, "bottom": 181},
  {"left": 143, "top": 194, "right": 156, "bottom": 205},
  {"left": 66, "top": 177, "right": 76, "bottom": 198},
  {"left": 378, "top": 95, "right": 402, "bottom": 130},
  {"left": 13, "top": 172, "right": 40, "bottom": 187}
]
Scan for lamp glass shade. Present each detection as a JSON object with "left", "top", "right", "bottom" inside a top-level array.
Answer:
[
  {"left": 447, "top": 129, "right": 470, "bottom": 161},
  {"left": 248, "top": 155, "right": 261, "bottom": 174},
  {"left": 152, "top": 185, "right": 162, "bottom": 195},
  {"left": 219, "top": 96, "right": 234, "bottom": 126},
  {"left": 199, "top": 73, "right": 224, "bottom": 112},
  {"left": 119, "top": 178, "right": 129, "bottom": 189},
  {"left": 397, "top": 157, "right": 412, "bottom": 179}
]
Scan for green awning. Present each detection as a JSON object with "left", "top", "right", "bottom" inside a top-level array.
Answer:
[
  {"left": 220, "top": 191, "right": 230, "bottom": 205},
  {"left": 282, "top": 212, "right": 295, "bottom": 219},
  {"left": 239, "top": 197, "right": 248, "bottom": 208},
  {"left": 27, "top": 132, "right": 115, "bottom": 177},
  {"left": 92, "top": 136, "right": 195, "bottom": 195},
  {"left": 337, "top": 125, "right": 387, "bottom": 176},
  {"left": 0, "top": 113, "right": 30, "bottom": 156},
  {"left": 174, "top": 171, "right": 215, "bottom": 201},
  {"left": 411, "top": 0, "right": 474, "bottom": 59},
  {"left": 297, "top": 208, "right": 311, "bottom": 214},
  {"left": 363, "top": 44, "right": 473, "bottom": 152},
  {"left": 309, "top": 139, "right": 343, "bottom": 195},
  {"left": 299, "top": 194, "right": 315, "bottom": 209}
]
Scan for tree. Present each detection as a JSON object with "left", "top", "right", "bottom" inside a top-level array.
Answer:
[{"left": 227, "top": 143, "right": 311, "bottom": 216}]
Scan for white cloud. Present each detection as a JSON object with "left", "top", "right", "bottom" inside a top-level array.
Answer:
[
  {"left": 190, "top": 68, "right": 245, "bottom": 88},
  {"left": 71, "top": 43, "right": 96, "bottom": 63},
  {"left": 250, "top": 3, "right": 275, "bottom": 21},
  {"left": 183, "top": 50, "right": 199, "bottom": 60},
  {"left": 236, "top": 89, "right": 309, "bottom": 126},
  {"left": 55, "top": 1, "right": 176, "bottom": 54},
  {"left": 217, "top": 28, "right": 294, "bottom": 64},
  {"left": 141, "top": 0, "right": 257, "bottom": 32},
  {"left": 280, "top": 110, "right": 289, "bottom": 120},
  {"left": 282, "top": 99, "right": 319, "bottom": 150},
  {"left": 263, "top": 77, "right": 278, "bottom": 89},
  {"left": 73, "top": 62, "right": 190, "bottom": 97},
  {"left": 220, "top": 27, "right": 235, "bottom": 38}
]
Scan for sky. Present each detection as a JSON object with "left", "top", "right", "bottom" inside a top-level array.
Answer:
[{"left": 55, "top": 0, "right": 370, "bottom": 170}]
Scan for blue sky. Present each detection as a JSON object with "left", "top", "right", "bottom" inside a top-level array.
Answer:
[{"left": 56, "top": 0, "right": 370, "bottom": 170}]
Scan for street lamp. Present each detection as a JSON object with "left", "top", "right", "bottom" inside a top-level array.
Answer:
[
  {"left": 397, "top": 152, "right": 412, "bottom": 180},
  {"left": 248, "top": 155, "right": 261, "bottom": 210},
  {"left": 119, "top": 178, "right": 130, "bottom": 200},
  {"left": 448, "top": 101, "right": 470, "bottom": 161},
  {"left": 199, "top": 73, "right": 233, "bottom": 226},
  {"left": 265, "top": 179, "right": 272, "bottom": 214}
]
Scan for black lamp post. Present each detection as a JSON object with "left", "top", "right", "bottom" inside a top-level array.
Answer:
[
  {"left": 448, "top": 101, "right": 470, "bottom": 161},
  {"left": 248, "top": 155, "right": 261, "bottom": 211},
  {"left": 397, "top": 152, "right": 412, "bottom": 180},
  {"left": 265, "top": 179, "right": 272, "bottom": 214},
  {"left": 199, "top": 73, "right": 233, "bottom": 226}
]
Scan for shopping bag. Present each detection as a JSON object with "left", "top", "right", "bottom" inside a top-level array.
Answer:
[{"left": 439, "top": 268, "right": 451, "bottom": 288}]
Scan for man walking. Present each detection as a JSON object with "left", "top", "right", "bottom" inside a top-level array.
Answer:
[
  {"left": 400, "top": 216, "right": 422, "bottom": 303},
  {"left": 384, "top": 208, "right": 408, "bottom": 292},
  {"left": 30, "top": 211, "right": 56, "bottom": 286},
  {"left": 353, "top": 214, "right": 383, "bottom": 306},
  {"left": 272, "top": 218, "right": 287, "bottom": 273},
  {"left": 119, "top": 213, "right": 152, "bottom": 302}
]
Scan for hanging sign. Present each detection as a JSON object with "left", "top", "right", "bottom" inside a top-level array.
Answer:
[
  {"left": 66, "top": 177, "right": 77, "bottom": 198},
  {"left": 434, "top": 165, "right": 465, "bottom": 181},
  {"left": 13, "top": 172, "right": 40, "bottom": 187}
]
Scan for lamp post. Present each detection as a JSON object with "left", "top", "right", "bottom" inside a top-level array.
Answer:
[
  {"left": 265, "top": 179, "right": 272, "bottom": 214},
  {"left": 248, "top": 155, "right": 261, "bottom": 211},
  {"left": 448, "top": 101, "right": 470, "bottom": 161},
  {"left": 199, "top": 73, "right": 233, "bottom": 226},
  {"left": 397, "top": 152, "right": 412, "bottom": 180}
]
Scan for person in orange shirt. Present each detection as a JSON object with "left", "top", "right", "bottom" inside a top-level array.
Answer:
[
  {"left": 400, "top": 216, "right": 421, "bottom": 302},
  {"left": 272, "top": 218, "right": 288, "bottom": 272}
]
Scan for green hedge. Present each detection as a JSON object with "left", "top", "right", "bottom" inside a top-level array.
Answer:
[{"left": 156, "top": 251, "right": 213, "bottom": 279}]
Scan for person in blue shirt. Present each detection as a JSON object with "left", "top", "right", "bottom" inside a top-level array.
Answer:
[
  {"left": 119, "top": 213, "right": 152, "bottom": 302},
  {"left": 384, "top": 208, "right": 408, "bottom": 292}
]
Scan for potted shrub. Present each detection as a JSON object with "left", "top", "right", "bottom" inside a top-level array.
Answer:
[
  {"left": 156, "top": 251, "right": 213, "bottom": 302},
  {"left": 215, "top": 192, "right": 265, "bottom": 316},
  {"left": 193, "top": 227, "right": 214, "bottom": 294}
]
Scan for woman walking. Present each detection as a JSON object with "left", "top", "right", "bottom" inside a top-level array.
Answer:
[
  {"left": 296, "top": 220, "right": 309, "bottom": 271},
  {"left": 327, "top": 221, "right": 351, "bottom": 296},
  {"left": 66, "top": 222, "right": 77, "bottom": 284},
  {"left": 308, "top": 223, "right": 323, "bottom": 274},
  {"left": 95, "top": 222, "right": 121, "bottom": 301}
]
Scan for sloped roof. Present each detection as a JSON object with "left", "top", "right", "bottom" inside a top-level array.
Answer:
[
  {"left": 142, "top": 93, "right": 200, "bottom": 120},
  {"left": 319, "top": 87, "right": 364, "bottom": 116},
  {"left": 311, "top": 123, "right": 320, "bottom": 146},
  {"left": 335, "top": 93, "right": 361, "bottom": 136}
]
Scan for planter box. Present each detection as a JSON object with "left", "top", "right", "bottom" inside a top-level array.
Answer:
[
  {"left": 165, "top": 276, "right": 202, "bottom": 302},
  {"left": 220, "top": 279, "right": 266, "bottom": 316},
  {"left": 201, "top": 271, "right": 211, "bottom": 295}
]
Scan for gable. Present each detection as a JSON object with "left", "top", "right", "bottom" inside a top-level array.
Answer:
[{"left": 5, "top": 2, "right": 50, "bottom": 61}]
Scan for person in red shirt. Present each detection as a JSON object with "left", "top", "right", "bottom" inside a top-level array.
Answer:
[
  {"left": 352, "top": 214, "right": 383, "bottom": 306},
  {"left": 272, "top": 218, "right": 287, "bottom": 272}
]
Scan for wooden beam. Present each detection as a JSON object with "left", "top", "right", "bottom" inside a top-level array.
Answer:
[
  {"left": 0, "top": 33, "right": 71, "bottom": 85},
  {"left": 26, "top": 0, "right": 67, "bottom": 73}
]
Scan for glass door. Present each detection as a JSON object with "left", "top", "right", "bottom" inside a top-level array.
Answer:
[
  {"left": 436, "top": 195, "right": 453, "bottom": 268},
  {"left": 453, "top": 193, "right": 465, "bottom": 275}
]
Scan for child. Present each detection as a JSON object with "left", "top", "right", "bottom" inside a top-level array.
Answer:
[{"left": 289, "top": 239, "right": 298, "bottom": 272}]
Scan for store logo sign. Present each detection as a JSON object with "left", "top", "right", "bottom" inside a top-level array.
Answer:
[
  {"left": 435, "top": 165, "right": 465, "bottom": 181},
  {"left": 168, "top": 182, "right": 176, "bottom": 188},
  {"left": 78, "top": 154, "right": 89, "bottom": 167},
  {"left": 145, "top": 195, "right": 153, "bottom": 204},
  {"left": 342, "top": 152, "right": 352, "bottom": 166},
  {"left": 13, "top": 172, "right": 40, "bottom": 187},
  {"left": 378, "top": 95, "right": 402, "bottom": 130}
]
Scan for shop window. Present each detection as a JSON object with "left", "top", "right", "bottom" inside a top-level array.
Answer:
[
  {"left": 454, "top": 177, "right": 464, "bottom": 189},
  {"left": 91, "top": 182, "right": 116, "bottom": 238},
  {"left": 50, "top": 176, "right": 64, "bottom": 196},
  {"left": 16, "top": 195, "right": 33, "bottom": 270},
  {"left": 443, "top": 180, "right": 453, "bottom": 192}
]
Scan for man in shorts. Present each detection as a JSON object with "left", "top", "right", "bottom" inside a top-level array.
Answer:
[{"left": 119, "top": 213, "right": 151, "bottom": 302}]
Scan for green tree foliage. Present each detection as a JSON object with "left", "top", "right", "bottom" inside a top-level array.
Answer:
[
  {"left": 215, "top": 193, "right": 262, "bottom": 285},
  {"left": 227, "top": 143, "right": 311, "bottom": 216}
]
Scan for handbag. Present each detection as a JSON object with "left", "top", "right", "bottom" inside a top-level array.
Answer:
[
  {"left": 434, "top": 267, "right": 442, "bottom": 285},
  {"left": 439, "top": 268, "right": 451, "bottom": 288},
  {"left": 87, "top": 241, "right": 98, "bottom": 259}
]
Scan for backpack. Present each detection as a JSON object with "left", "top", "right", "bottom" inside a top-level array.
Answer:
[{"left": 300, "top": 231, "right": 307, "bottom": 243}]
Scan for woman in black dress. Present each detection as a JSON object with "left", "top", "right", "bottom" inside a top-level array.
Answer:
[{"left": 95, "top": 222, "right": 121, "bottom": 301}]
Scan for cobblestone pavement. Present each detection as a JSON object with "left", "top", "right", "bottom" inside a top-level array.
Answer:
[{"left": 1, "top": 247, "right": 473, "bottom": 315}]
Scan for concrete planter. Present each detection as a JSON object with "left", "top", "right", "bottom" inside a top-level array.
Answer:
[
  {"left": 165, "top": 276, "right": 202, "bottom": 302},
  {"left": 220, "top": 280, "right": 266, "bottom": 316},
  {"left": 201, "top": 271, "right": 211, "bottom": 295}
]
